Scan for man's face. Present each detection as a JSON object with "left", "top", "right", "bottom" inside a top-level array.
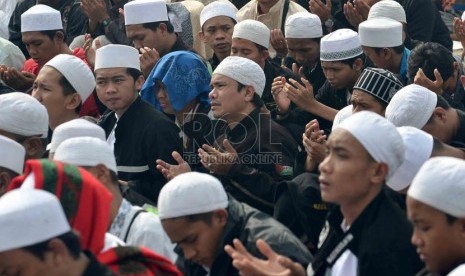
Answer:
[
  {"left": 287, "top": 38, "right": 320, "bottom": 67},
  {"left": 350, "top": 90, "right": 386, "bottom": 116},
  {"left": 231, "top": 38, "right": 266, "bottom": 68},
  {"left": 22, "top": 32, "right": 60, "bottom": 66},
  {"left": 321, "top": 60, "right": 359, "bottom": 89},
  {"left": 126, "top": 24, "right": 164, "bottom": 52},
  {"left": 209, "top": 74, "right": 251, "bottom": 121},
  {"left": 95, "top": 68, "right": 142, "bottom": 116},
  {"left": 361, "top": 46, "right": 388, "bottom": 70},
  {"left": 201, "top": 16, "right": 235, "bottom": 57},
  {"left": 0, "top": 248, "right": 52, "bottom": 276},
  {"left": 32, "top": 66, "right": 75, "bottom": 129},
  {"left": 318, "top": 129, "right": 379, "bottom": 205},
  {"left": 161, "top": 213, "right": 226, "bottom": 268},
  {"left": 407, "top": 196, "right": 465, "bottom": 275}
]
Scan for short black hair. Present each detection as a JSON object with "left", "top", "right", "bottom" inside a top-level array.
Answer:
[
  {"left": 339, "top": 53, "right": 365, "bottom": 68},
  {"left": 126, "top": 68, "right": 143, "bottom": 81},
  {"left": 58, "top": 74, "right": 82, "bottom": 113},
  {"left": 253, "top": 42, "right": 268, "bottom": 53},
  {"left": 237, "top": 81, "right": 264, "bottom": 108},
  {"left": 40, "top": 29, "right": 67, "bottom": 43},
  {"left": 373, "top": 45, "right": 405, "bottom": 55},
  {"left": 407, "top": 42, "right": 455, "bottom": 83},
  {"left": 185, "top": 211, "right": 214, "bottom": 226},
  {"left": 22, "top": 231, "right": 81, "bottom": 261},
  {"left": 446, "top": 213, "right": 458, "bottom": 224},
  {"left": 142, "top": 21, "right": 175, "bottom": 33}
]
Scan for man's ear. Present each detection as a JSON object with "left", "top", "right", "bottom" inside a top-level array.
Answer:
[
  {"left": 261, "top": 50, "right": 269, "bottom": 62},
  {"left": 353, "top": 58, "right": 363, "bottom": 72},
  {"left": 370, "top": 162, "right": 389, "bottom": 185},
  {"left": 244, "top": 85, "right": 255, "bottom": 102},
  {"left": 44, "top": 238, "right": 70, "bottom": 267},
  {"left": 383, "top": 48, "right": 393, "bottom": 60},
  {"left": 54, "top": 31, "right": 65, "bottom": 44},
  {"left": 212, "top": 209, "right": 228, "bottom": 227},
  {"left": 158, "top": 23, "right": 168, "bottom": 35},
  {"left": 432, "top": 107, "right": 448, "bottom": 124},
  {"left": 135, "top": 75, "right": 145, "bottom": 91},
  {"left": 198, "top": 31, "right": 205, "bottom": 41},
  {"left": 65, "top": 93, "right": 81, "bottom": 111},
  {"left": 23, "top": 137, "right": 44, "bottom": 159}
]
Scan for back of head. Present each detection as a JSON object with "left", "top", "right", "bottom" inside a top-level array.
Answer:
[
  {"left": 407, "top": 42, "right": 455, "bottom": 83},
  {"left": 336, "top": 111, "right": 404, "bottom": 180},
  {"left": 213, "top": 55, "right": 266, "bottom": 97},
  {"left": 232, "top": 19, "right": 270, "bottom": 49},
  {"left": 385, "top": 84, "right": 437, "bottom": 128},
  {"left": 54, "top": 136, "right": 117, "bottom": 174},
  {"left": 158, "top": 172, "right": 228, "bottom": 220},
  {"left": 49, "top": 118, "right": 105, "bottom": 154},
  {"left": 320, "top": 28, "right": 363, "bottom": 62},
  {"left": 408, "top": 157, "right": 465, "bottom": 218},
  {"left": 0, "top": 188, "right": 70, "bottom": 253},
  {"left": 0, "top": 92, "right": 49, "bottom": 138}
]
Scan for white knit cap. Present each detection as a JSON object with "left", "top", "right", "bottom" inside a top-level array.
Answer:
[
  {"left": 54, "top": 137, "right": 118, "bottom": 173},
  {"left": 320, "top": 29, "right": 363, "bottom": 61},
  {"left": 124, "top": 0, "right": 168, "bottom": 25},
  {"left": 387, "top": 127, "right": 433, "bottom": 191},
  {"left": 0, "top": 92, "right": 49, "bottom": 138},
  {"left": 213, "top": 56, "right": 266, "bottom": 96},
  {"left": 0, "top": 135, "right": 25, "bottom": 174},
  {"left": 285, "top": 12, "right": 322, "bottom": 39},
  {"left": 94, "top": 44, "right": 140, "bottom": 71},
  {"left": 158, "top": 172, "right": 228, "bottom": 219},
  {"left": 0, "top": 188, "right": 70, "bottom": 252},
  {"left": 385, "top": 84, "right": 437, "bottom": 128},
  {"left": 408, "top": 157, "right": 465, "bottom": 218},
  {"left": 359, "top": 18, "right": 403, "bottom": 47},
  {"left": 44, "top": 54, "right": 95, "bottom": 103},
  {"left": 332, "top": 105, "right": 353, "bottom": 131},
  {"left": 49, "top": 119, "right": 106, "bottom": 154},
  {"left": 232, "top": 19, "right": 270, "bottom": 48},
  {"left": 336, "top": 111, "right": 404, "bottom": 180},
  {"left": 21, "top": 4, "right": 62, "bottom": 33},
  {"left": 368, "top": 0, "right": 407, "bottom": 24},
  {"left": 200, "top": 1, "right": 237, "bottom": 28}
]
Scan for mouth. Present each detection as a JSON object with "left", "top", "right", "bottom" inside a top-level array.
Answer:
[
  {"left": 215, "top": 43, "right": 229, "bottom": 50},
  {"left": 319, "top": 177, "right": 330, "bottom": 189}
]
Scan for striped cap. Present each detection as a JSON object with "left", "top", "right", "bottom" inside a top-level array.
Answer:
[{"left": 353, "top": 67, "right": 403, "bottom": 104}]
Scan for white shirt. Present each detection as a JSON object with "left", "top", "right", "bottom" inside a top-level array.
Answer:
[{"left": 109, "top": 199, "right": 177, "bottom": 262}]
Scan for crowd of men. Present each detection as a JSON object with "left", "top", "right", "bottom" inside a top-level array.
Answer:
[{"left": 1, "top": 0, "right": 465, "bottom": 275}]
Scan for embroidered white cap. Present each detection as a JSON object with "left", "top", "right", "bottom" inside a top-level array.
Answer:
[
  {"left": 285, "top": 12, "right": 322, "bottom": 39},
  {"left": 124, "top": 0, "right": 168, "bottom": 25},
  {"left": 0, "top": 188, "right": 71, "bottom": 252},
  {"left": 0, "top": 135, "right": 25, "bottom": 174},
  {"left": 0, "top": 92, "right": 49, "bottom": 138},
  {"left": 21, "top": 4, "right": 62, "bottom": 33},
  {"left": 213, "top": 55, "right": 266, "bottom": 97},
  {"left": 385, "top": 84, "right": 437, "bottom": 129},
  {"left": 54, "top": 137, "right": 118, "bottom": 173},
  {"left": 359, "top": 18, "right": 403, "bottom": 47},
  {"left": 320, "top": 28, "right": 362, "bottom": 61},
  {"left": 409, "top": 157, "right": 465, "bottom": 218},
  {"left": 200, "top": 1, "right": 237, "bottom": 28},
  {"left": 232, "top": 19, "right": 270, "bottom": 49},
  {"left": 387, "top": 127, "right": 433, "bottom": 191},
  {"left": 49, "top": 119, "right": 106, "bottom": 154},
  {"left": 94, "top": 44, "right": 140, "bottom": 71},
  {"left": 45, "top": 54, "right": 96, "bottom": 103},
  {"left": 158, "top": 172, "right": 228, "bottom": 219},
  {"left": 336, "top": 111, "right": 404, "bottom": 180}
]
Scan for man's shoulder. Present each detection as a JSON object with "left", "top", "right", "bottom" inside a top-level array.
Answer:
[{"left": 237, "top": 0, "right": 257, "bottom": 19}]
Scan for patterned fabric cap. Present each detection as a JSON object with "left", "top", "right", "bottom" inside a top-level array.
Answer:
[
  {"left": 354, "top": 67, "right": 404, "bottom": 104},
  {"left": 320, "top": 29, "right": 362, "bottom": 61}
]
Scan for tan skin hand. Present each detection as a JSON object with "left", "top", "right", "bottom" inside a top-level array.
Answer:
[
  {"left": 198, "top": 139, "right": 238, "bottom": 175},
  {"left": 270, "top": 29, "right": 288, "bottom": 58},
  {"left": 413, "top": 68, "right": 444, "bottom": 95},
  {"left": 139, "top": 47, "right": 160, "bottom": 78},
  {"left": 156, "top": 151, "right": 192, "bottom": 180},
  {"left": 309, "top": 0, "right": 332, "bottom": 23}
]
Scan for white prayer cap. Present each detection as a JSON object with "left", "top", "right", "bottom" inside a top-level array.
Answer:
[
  {"left": 0, "top": 92, "right": 49, "bottom": 138},
  {"left": 368, "top": 0, "right": 407, "bottom": 24},
  {"left": 336, "top": 111, "right": 404, "bottom": 180},
  {"left": 21, "top": 4, "right": 63, "bottom": 33},
  {"left": 332, "top": 105, "right": 353, "bottom": 131},
  {"left": 45, "top": 54, "right": 95, "bottom": 103},
  {"left": 200, "top": 1, "right": 237, "bottom": 28},
  {"left": 285, "top": 12, "right": 322, "bottom": 39},
  {"left": 359, "top": 18, "right": 402, "bottom": 48},
  {"left": 94, "top": 44, "right": 140, "bottom": 71},
  {"left": 213, "top": 56, "right": 266, "bottom": 96},
  {"left": 0, "top": 188, "right": 70, "bottom": 252},
  {"left": 158, "top": 172, "right": 228, "bottom": 219},
  {"left": 385, "top": 84, "right": 437, "bottom": 129},
  {"left": 408, "top": 157, "right": 465, "bottom": 218},
  {"left": 462, "top": 11, "right": 465, "bottom": 21},
  {"left": 449, "top": 264, "right": 465, "bottom": 276},
  {"left": 232, "top": 19, "right": 270, "bottom": 49},
  {"left": 320, "top": 29, "right": 363, "bottom": 61},
  {"left": 54, "top": 137, "right": 118, "bottom": 173},
  {"left": 49, "top": 119, "right": 106, "bottom": 154},
  {"left": 387, "top": 127, "right": 433, "bottom": 191},
  {"left": 124, "top": 0, "right": 168, "bottom": 25},
  {"left": 0, "top": 135, "right": 25, "bottom": 174}
]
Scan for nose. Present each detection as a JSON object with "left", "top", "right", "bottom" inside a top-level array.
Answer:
[
  {"left": 209, "top": 88, "right": 217, "bottom": 99},
  {"left": 215, "top": 31, "right": 225, "bottom": 40},
  {"left": 105, "top": 81, "right": 117, "bottom": 94},
  {"left": 31, "top": 89, "right": 41, "bottom": 102},
  {"left": 411, "top": 229, "right": 423, "bottom": 248},
  {"left": 318, "top": 154, "right": 331, "bottom": 174}
]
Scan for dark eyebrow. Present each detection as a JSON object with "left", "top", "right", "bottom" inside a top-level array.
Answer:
[{"left": 173, "top": 234, "right": 195, "bottom": 245}]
